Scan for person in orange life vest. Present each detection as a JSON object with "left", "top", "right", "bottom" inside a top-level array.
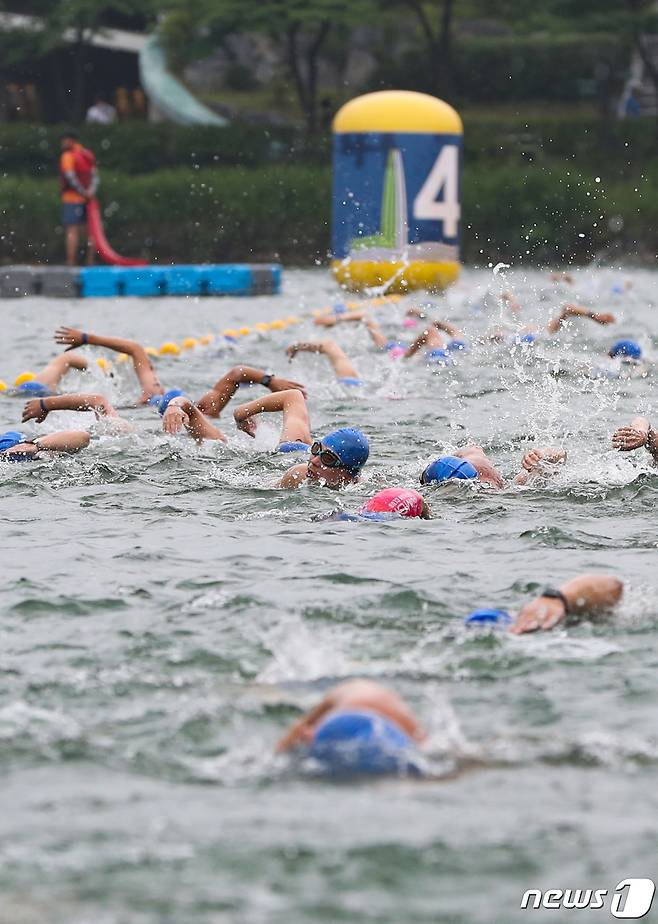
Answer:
[{"left": 59, "top": 131, "right": 99, "bottom": 266}]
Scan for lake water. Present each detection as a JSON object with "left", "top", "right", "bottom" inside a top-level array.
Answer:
[{"left": 1, "top": 267, "right": 657, "bottom": 923}]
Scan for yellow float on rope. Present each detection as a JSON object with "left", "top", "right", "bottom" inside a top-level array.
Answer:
[
  {"left": 269, "top": 319, "right": 286, "bottom": 330},
  {"left": 0, "top": 380, "right": 7, "bottom": 391},
  {"left": 239, "top": 326, "right": 251, "bottom": 336},
  {"left": 145, "top": 346, "right": 159, "bottom": 357},
  {"left": 199, "top": 334, "right": 214, "bottom": 345},
  {"left": 96, "top": 357, "right": 112, "bottom": 372},
  {"left": 159, "top": 342, "right": 180, "bottom": 356},
  {"left": 14, "top": 372, "right": 35, "bottom": 386},
  {"left": 181, "top": 337, "right": 199, "bottom": 350}
]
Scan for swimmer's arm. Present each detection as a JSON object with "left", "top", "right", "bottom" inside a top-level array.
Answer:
[
  {"left": 276, "top": 463, "right": 308, "bottom": 489},
  {"left": 365, "top": 318, "right": 387, "bottom": 349},
  {"left": 546, "top": 305, "right": 616, "bottom": 333},
  {"left": 404, "top": 329, "right": 431, "bottom": 358},
  {"left": 234, "top": 389, "right": 312, "bottom": 444},
  {"left": 53, "top": 328, "right": 162, "bottom": 403},
  {"left": 196, "top": 365, "right": 307, "bottom": 417},
  {"left": 314, "top": 309, "right": 370, "bottom": 328},
  {"left": 23, "top": 393, "right": 118, "bottom": 422},
  {"left": 433, "top": 319, "right": 463, "bottom": 338},
  {"left": 511, "top": 573, "right": 623, "bottom": 634},
  {"left": 275, "top": 699, "right": 334, "bottom": 752},
  {"left": 164, "top": 397, "right": 226, "bottom": 442},
  {"left": 287, "top": 341, "right": 359, "bottom": 381},
  {"left": 31, "top": 431, "right": 91, "bottom": 454}
]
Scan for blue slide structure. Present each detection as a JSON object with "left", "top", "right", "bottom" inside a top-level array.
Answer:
[{"left": 139, "top": 35, "right": 229, "bottom": 127}]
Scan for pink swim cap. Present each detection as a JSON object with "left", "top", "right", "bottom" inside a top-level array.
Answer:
[
  {"left": 359, "top": 487, "right": 424, "bottom": 518},
  {"left": 387, "top": 345, "right": 406, "bottom": 360},
  {"left": 402, "top": 317, "right": 417, "bottom": 328}
]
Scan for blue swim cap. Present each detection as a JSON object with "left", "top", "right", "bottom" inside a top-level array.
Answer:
[
  {"left": 339, "top": 377, "right": 363, "bottom": 387},
  {"left": 321, "top": 427, "right": 369, "bottom": 473},
  {"left": 332, "top": 303, "right": 347, "bottom": 315},
  {"left": 277, "top": 440, "right": 310, "bottom": 453},
  {"left": 309, "top": 710, "right": 422, "bottom": 777},
  {"left": 0, "top": 430, "right": 27, "bottom": 452},
  {"left": 464, "top": 608, "right": 513, "bottom": 626},
  {"left": 426, "top": 348, "right": 453, "bottom": 366},
  {"left": 385, "top": 340, "right": 405, "bottom": 351},
  {"left": 421, "top": 455, "right": 479, "bottom": 484},
  {"left": 516, "top": 333, "right": 536, "bottom": 345},
  {"left": 609, "top": 339, "right": 641, "bottom": 360},
  {"left": 148, "top": 389, "right": 186, "bottom": 415},
  {"left": 17, "top": 381, "right": 50, "bottom": 397},
  {"left": 448, "top": 339, "right": 468, "bottom": 352}
]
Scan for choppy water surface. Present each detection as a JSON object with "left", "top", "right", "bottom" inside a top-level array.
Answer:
[{"left": 1, "top": 267, "right": 657, "bottom": 923}]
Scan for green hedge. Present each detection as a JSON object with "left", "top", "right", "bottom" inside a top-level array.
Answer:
[
  {"left": 1, "top": 115, "right": 654, "bottom": 181},
  {"left": 1, "top": 160, "right": 654, "bottom": 266},
  {"left": 373, "top": 34, "right": 628, "bottom": 104},
  {"left": 0, "top": 123, "right": 330, "bottom": 177}
]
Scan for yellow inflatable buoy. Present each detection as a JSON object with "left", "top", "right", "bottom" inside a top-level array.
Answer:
[
  {"left": 182, "top": 337, "right": 198, "bottom": 350},
  {"left": 0, "top": 380, "right": 7, "bottom": 391},
  {"left": 159, "top": 342, "right": 180, "bottom": 356},
  {"left": 331, "top": 90, "right": 462, "bottom": 293},
  {"left": 14, "top": 372, "right": 35, "bottom": 386}
]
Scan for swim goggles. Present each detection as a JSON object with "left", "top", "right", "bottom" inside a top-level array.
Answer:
[{"left": 310, "top": 441, "right": 343, "bottom": 468}]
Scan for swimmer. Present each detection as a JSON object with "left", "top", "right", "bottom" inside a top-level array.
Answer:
[
  {"left": 10, "top": 350, "right": 89, "bottom": 398},
  {"left": 21, "top": 393, "right": 134, "bottom": 433},
  {"left": 233, "top": 390, "right": 369, "bottom": 487},
  {"left": 314, "top": 310, "right": 408, "bottom": 358},
  {"left": 54, "top": 327, "right": 164, "bottom": 404},
  {"left": 287, "top": 340, "right": 363, "bottom": 387},
  {"left": 323, "top": 487, "right": 431, "bottom": 521},
  {"left": 196, "top": 365, "right": 306, "bottom": 418},
  {"left": 0, "top": 428, "right": 90, "bottom": 461},
  {"left": 420, "top": 445, "right": 567, "bottom": 489},
  {"left": 510, "top": 573, "right": 623, "bottom": 634},
  {"left": 404, "top": 318, "right": 466, "bottom": 364},
  {"left": 489, "top": 304, "right": 616, "bottom": 344},
  {"left": 276, "top": 679, "right": 425, "bottom": 777},
  {"left": 612, "top": 416, "right": 658, "bottom": 463}
]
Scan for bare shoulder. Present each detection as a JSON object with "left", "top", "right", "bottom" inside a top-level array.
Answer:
[{"left": 277, "top": 463, "right": 308, "bottom": 489}]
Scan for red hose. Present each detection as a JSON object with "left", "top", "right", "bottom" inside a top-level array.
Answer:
[{"left": 87, "top": 198, "right": 147, "bottom": 267}]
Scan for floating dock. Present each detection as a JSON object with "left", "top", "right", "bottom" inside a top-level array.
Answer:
[{"left": 0, "top": 264, "right": 281, "bottom": 298}]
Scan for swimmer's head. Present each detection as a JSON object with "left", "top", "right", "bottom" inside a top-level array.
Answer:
[
  {"left": 402, "top": 317, "right": 417, "bottom": 329},
  {"left": 426, "top": 348, "right": 453, "bottom": 366},
  {"left": 359, "top": 487, "right": 426, "bottom": 519},
  {"left": 464, "top": 608, "right": 513, "bottom": 627},
  {"left": 515, "top": 332, "right": 536, "bottom": 345},
  {"left": 609, "top": 339, "right": 641, "bottom": 360},
  {"left": 308, "top": 427, "right": 369, "bottom": 484},
  {"left": 447, "top": 339, "right": 468, "bottom": 353},
  {"left": 387, "top": 345, "right": 406, "bottom": 360},
  {"left": 16, "top": 381, "right": 51, "bottom": 397},
  {"left": 308, "top": 710, "right": 422, "bottom": 777},
  {"left": 148, "top": 389, "right": 185, "bottom": 415},
  {"left": 0, "top": 430, "right": 26, "bottom": 453},
  {"left": 420, "top": 455, "right": 479, "bottom": 485},
  {"left": 332, "top": 303, "right": 347, "bottom": 315}
]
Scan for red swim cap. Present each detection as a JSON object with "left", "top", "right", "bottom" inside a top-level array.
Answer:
[{"left": 360, "top": 488, "right": 424, "bottom": 518}]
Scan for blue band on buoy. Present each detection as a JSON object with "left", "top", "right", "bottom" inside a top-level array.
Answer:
[{"left": 308, "top": 710, "right": 423, "bottom": 777}]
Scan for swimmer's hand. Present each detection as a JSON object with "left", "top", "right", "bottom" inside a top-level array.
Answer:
[
  {"left": 268, "top": 376, "right": 307, "bottom": 399},
  {"left": 511, "top": 596, "right": 566, "bottom": 634},
  {"left": 162, "top": 404, "right": 188, "bottom": 435},
  {"left": 521, "top": 447, "right": 567, "bottom": 472},
  {"left": 233, "top": 406, "right": 257, "bottom": 437},
  {"left": 286, "top": 342, "right": 322, "bottom": 361},
  {"left": 314, "top": 315, "right": 337, "bottom": 327},
  {"left": 54, "top": 326, "right": 85, "bottom": 348},
  {"left": 612, "top": 426, "right": 647, "bottom": 451},
  {"left": 22, "top": 399, "right": 48, "bottom": 423}
]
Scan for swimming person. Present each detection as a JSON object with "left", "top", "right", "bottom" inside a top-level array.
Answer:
[
  {"left": 612, "top": 416, "right": 658, "bottom": 462},
  {"left": 510, "top": 573, "right": 623, "bottom": 634},
  {"left": 0, "top": 429, "right": 90, "bottom": 461},
  {"left": 11, "top": 350, "right": 90, "bottom": 398},
  {"left": 232, "top": 390, "right": 369, "bottom": 487},
  {"left": 54, "top": 327, "right": 164, "bottom": 404},
  {"left": 489, "top": 303, "right": 617, "bottom": 345},
  {"left": 420, "top": 445, "right": 567, "bottom": 488},
  {"left": 286, "top": 340, "right": 363, "bottom": 387},
  {"left": 161, "top": 395, "right": 227, "bottom": 443},
  {"left": 276, "top": 679, "right": 425, "bottom": 777},
  {"left": 323, "top": 487, "right": 431, "bottom": 522}
]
